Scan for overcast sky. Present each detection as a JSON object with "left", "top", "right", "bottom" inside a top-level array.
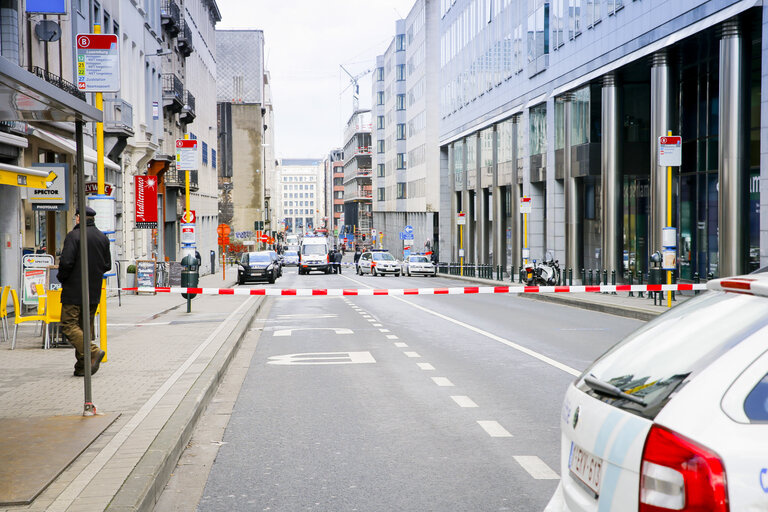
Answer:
[{"left": 217, "top": 0, "right": 416, "bottom": 160}]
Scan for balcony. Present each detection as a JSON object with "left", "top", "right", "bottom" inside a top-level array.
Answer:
[
  {"left": 162, "top": 73, "right": 184, "bottom": 113},
  {"left": 164, "top": 166, "right": 199, "bottom": 191},
  {"left": 161, "top": 0, "right": 181, "bottom": 37},
  {"left": 27, "top": 66, "right": 85, "bottom": 101},
  {"left": 177, "top": 19, "right": 194, "bottom": 58},
  {"left": 103, "top": 97, "right": 134, "bottom": 137},
  {"left": 180, "top": 90, "right": 195, "bottom": 124}
]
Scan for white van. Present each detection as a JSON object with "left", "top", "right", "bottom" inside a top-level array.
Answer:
[{"left": 298, "top": 236, "right": 330, "bottom": 274}]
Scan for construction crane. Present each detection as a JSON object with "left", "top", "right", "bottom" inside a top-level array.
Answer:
[{"left": 340, "top": 64, "right": 373, "bottom": 112}]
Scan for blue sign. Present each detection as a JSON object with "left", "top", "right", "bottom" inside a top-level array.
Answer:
[
  {"left": 399, "top": 232, "right": 414, "bottom": 240},
  {"left": 404, "top": 225, "right": 414, "bottom": 234},
  {"left": 26, "top": 0, "right": 67, "bottom": 13}
]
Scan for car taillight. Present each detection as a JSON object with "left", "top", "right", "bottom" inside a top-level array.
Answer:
[{"left": 640, "top": 425, "right": 728, "bottom": 512}]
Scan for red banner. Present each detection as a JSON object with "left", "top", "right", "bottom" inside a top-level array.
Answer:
[{"left": 134, "top": 175, "right": 158, "bottom": 229}]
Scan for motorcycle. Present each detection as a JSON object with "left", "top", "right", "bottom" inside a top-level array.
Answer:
[{"left": 525, "top": 253, "right": 561, "bottom": 286}]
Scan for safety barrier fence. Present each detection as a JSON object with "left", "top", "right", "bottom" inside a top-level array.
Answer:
[{"left": 113, "top": 283, "right": 707, "bottom": 297}]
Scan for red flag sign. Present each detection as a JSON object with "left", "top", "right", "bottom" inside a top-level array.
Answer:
[{"left": 135, "top": 175, "right": 158, "bottom": 228}]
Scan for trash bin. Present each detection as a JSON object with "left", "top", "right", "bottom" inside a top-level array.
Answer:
[{"left": 181, "top": 255, "right": 199, "bottom": 300}]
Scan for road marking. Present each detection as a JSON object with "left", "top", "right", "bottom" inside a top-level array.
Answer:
[
  {"left": 478, "top": 420, "right": 512, "bottom": 437},
  {"left": 386, "top": 334, "right": 398, "bottom": 340},
  {"left": 417, "top": 363, "right": 435, "bottom": 371},
  {"left": 379, "top": 328, "right": 390, "bottom": 333},
  {"left": 367, "top": 318, "right": 377, "bottom": 322},
  {"left": 394, "top": 342, "right": 408, "bottom": 348},
  {"left": 277, "top": 314, "right": 338, "bottom": 319},
  {"left": 339, "top": 275, "right": 579, "bottom": 377},
  {"left": 404, "top": 351, "right": 420, "bottom": 358},
  {"left": 273, "top": 327, "right": 352, "bottom": 336},
  {"left": 513, "top": 456, "right": 560, "bottom": 479},
  {"left": 451, "top": 396, "right": 478, "bottom": 408},
  {"left": 372, "top": 323, "right": 382, "bottom": 327},
  {"left": 432, "top": 377, "right": 454, "bottom": 387},
  {"left": 267, "top": 351, "right": 376, "bottom": 365},
  {"left": 48, "top": 297, "right": 257, "bottom": 512}
]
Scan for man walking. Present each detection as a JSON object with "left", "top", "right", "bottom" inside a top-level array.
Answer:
[
  {"left": 58, "top": 207, "right": 111, "bottom": 377},
  {"left": 353, "top": 245, "right": 362, "bottom": 273},
  {"left": 334, "top": 246, "right": 343, "bottom": 274}
]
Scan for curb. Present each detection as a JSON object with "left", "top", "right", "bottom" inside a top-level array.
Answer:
[
  {"left": 106, "top": 295, "right": 266, "bottom": 512},
  {"left": 437, "top": 272, "right": 665, "bottom": 321}
]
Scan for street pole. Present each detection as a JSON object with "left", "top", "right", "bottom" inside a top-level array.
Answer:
[
  {"left": 523, "top": 212, "right": 528, "bottom": 266},
  {"left": 94, "top": 25, "right": 105, "bottom": 196},
  {"left": 666, "top": 130, "right": 672, "bottom": 308},
  {"left": 459, "top": 218, "right": 464, "bottom": 273}
]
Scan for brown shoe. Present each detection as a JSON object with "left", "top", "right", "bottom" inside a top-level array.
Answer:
[{"left": 91, "top": 349, "right": 106, "bottom": 375}]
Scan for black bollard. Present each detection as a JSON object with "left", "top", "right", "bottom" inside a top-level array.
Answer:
[
  {"left": 588, "top": 269, "right": 593, "bottom": 286},
  {"left": 707, "top": 272, "right": 714, "bottom": 281},
  {"left": 637, "top": 270, "right": 645, "bottom": 299},
  {"left": 568, "top": 268, "right": 573, "bottom": 287},
  {"left": 628, "top": 272, "right": 634, "bottom": 297},
  {"left": 611, "top": 270, "right": 617, "bottom": 295},
  {"left": 603, "top": 269, "right": 609, "bottom": 294},
  {"left": 580, "top": 268, "right": 586, "bottom": 285},
  {"left": 693, "top": 272, "right": 700, "bottom": 295},
  {"left": 519, "top": 265, "right": 524, "bottom": 283}
]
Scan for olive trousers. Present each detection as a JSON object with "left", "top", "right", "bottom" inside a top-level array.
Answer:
[{"left": 60, "top": 303, "right": 99, "bottom": 369}]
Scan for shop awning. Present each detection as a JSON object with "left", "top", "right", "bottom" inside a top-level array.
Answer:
[
  {"left": 0, "top": 162, "right": 56, "bottom": 189},
  {"left": 31, "top": 128, "right": 121, "bottom": 171}
]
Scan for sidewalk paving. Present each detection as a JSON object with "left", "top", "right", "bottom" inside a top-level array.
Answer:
[{"left": 0, "top": 266, "right": 263, "bottom": 512}]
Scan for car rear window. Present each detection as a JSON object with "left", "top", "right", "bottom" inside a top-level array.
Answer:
[{"left": 578, "top": 291, "right": 768, "bottom": 420}]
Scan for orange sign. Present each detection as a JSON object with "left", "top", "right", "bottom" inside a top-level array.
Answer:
[{"left": 216, "top": 223, "right": 231, "bottom": 236}]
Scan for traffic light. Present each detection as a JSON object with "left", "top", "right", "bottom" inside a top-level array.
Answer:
[
  {"left": 254, "top": 220, "right": 264, "bottom": 230},
  {"left": 362, "top": 234, "right": 366, "bottom": 241}
]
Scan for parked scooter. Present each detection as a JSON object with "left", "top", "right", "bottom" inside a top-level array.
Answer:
[{"left": 525, "top": 252, "right": 561, "bottom": 286}]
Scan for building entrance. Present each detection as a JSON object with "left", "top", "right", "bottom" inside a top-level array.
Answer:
[{"left": 622, "top": 176, "right": 649, "bottom": 277}]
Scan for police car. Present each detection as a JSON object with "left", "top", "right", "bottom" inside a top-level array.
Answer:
[
  {"left": 545, "top": 273, "right": 768, "bottom": 512},
  {"left": 402, "top": 254, "right": 437, "bottom": 276},
  {"left": 357, "top": 249, "right": 401, "bottom": 276}
]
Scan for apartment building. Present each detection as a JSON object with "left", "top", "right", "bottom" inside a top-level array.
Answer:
[
  {"left": 325, "top": 149, "right": 345, "bottom": 240},
  {"left": 276, "top": 159, "right": 325, "bottom": 235},
  {"left": 341, "top": 110, "right": 373, "bottom": 243},
  {"left": 440, "top": 0, "right": 766, "bottom": 280}
]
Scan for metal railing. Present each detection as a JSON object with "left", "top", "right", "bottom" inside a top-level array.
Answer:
[
  {"left": 103, "top": 97, "right": 134, "bottom": 135},
  {"left": 161, "top": 0, "right": 181, "bottom": 34},
  {"left": 162, "top": 73, "right": 184, "bottom": 105},
  {"left": 27, "top": 66, "right": 85, "bottom": 101},
  {"left": 177, "top": 18, "right": 194, "bottom": 56},
  {"left": 164, "top": 167, "right": 198, "bottom": 191}
]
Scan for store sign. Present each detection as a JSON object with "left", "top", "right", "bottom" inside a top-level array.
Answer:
[
  {"left": 134, "top": 175, "right": 158, "bottom": 228},
  {"left": 85, "top": 181, "right": 115, "bottom": 196},
  {"left": 29, "top": 163, "right": 68, "bottom": 211}
]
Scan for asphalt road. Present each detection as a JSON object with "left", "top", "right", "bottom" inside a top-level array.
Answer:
[{"left": 173, "top": 265, "right": 643, "bottom": 512}]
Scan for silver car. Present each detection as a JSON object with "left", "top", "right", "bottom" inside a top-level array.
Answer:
[
  {"left": 282, "top": 250, "right": 299, "bottom": 266},
  {"left": 402, "top": 255, "right": 437, "bottom": 276}
]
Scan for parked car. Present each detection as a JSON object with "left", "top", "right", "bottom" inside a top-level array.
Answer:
[
  {"left": 237, "top": 251, "right": 280, "bottom": 285},
  {"left": 544, "top": 273, "right": 768, "bottom": 512},
  {"left": 267, "top": 250, "right": 283, "bottom": 277},
  {"left": 282, "top": 250, "right": 299, "bottom": 266},
  {"left": 358, "top": 250, "right": 401, "bottom": 276},
  {"left": 402, "top": 254, "right": 437, "bottom": 276}
]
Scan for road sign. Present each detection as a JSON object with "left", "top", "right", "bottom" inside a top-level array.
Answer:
[
  {"left": 404, "top": 225, "right": 414, "bottom": 234},
  {"left": 217, "top": 223, "right": 230, "bottom": 236},
  {"left": 457, "top": 212, "right": 466, "bottom": 225},
  {"left": 520, "top": 197, "right": 532, "bottom": 214},
  {"left": 658, "top": 136, "right": 682, "bottom": 167},
  {"left": 218, "top": 236, "right": 230, "bottom": 246},
  {"left": 180, "top": 209, "right": 196, "bottom": 224},
  {"left": 181, "top": 224, "right": 195, "bottom": 245},
  {"left": 175, "top": 139, "right": 198, "bottom": 171},
  {"left": 76, "top": 33, "right": 120, "bottom": 92},
  {"left": 399, "top": 232, "right": 414, "bottom": 240}
]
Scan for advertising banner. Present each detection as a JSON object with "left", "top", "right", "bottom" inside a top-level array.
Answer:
[
  {"left": 29, "top": 163, "right": 68, "bottom": 211},
  {"left": 135, "top": 175, "right": 158, "bottom": 229}
]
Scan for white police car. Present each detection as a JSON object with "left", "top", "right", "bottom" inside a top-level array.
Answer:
[
  {"left": 545, "top": 273, "right": 768, "bottom": 512},
  {"left": 402, "top": 254, "right": 437, "bottom": 276},
  {"left": 357, "top": 250, "right": 401, "bottom": 276}
]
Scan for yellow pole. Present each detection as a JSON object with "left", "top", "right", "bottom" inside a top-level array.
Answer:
[
  {"left": 184, "top": 134, "right": 190, "bottom": 222},
  {"left": 94, "top": 25, "right": 105, "bottom": 196},
  {"left": 666, "top": 130, "right": 672, "bottom": 308},
  {"left": 99, "top": 278, "right": 107, "bottom": 361}
]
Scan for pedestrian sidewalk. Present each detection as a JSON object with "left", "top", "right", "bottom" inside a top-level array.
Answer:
[
  {"left": 0, "top": 266, "right": 264, "bottom": 512},
  {"left": 437, "top": 271, "right": 695, "bottom": 321}
]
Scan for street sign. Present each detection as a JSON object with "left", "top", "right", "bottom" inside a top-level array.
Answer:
[
  {"left": 457, "top": 212, "right": 466, "bottom": 225},
  {"left": 404, "top": 225, "right": 414, "bottom": 234},
  {"left": 520, "top": 197, "right": 532, "bottom": 214},
  {"left": 180, "top": 209, "right": 196, "bottom": 224},
  {"left": 399, "top": 232, "right": 414, "bottom": 240},
  {"left": 181, "top": 224, "right": 195, "bottom": 245},
  {"left": 658, "top": 136, "right": 682, "bottom": 167},
  {"left": 76, "top": 33, "right": 120, "bottom": 92},
  {"left": 175, "top": 139, "right": 198, "bottom": 171},
  {"left": 217, "top": 223, "right": 231, "bottom": 236}
]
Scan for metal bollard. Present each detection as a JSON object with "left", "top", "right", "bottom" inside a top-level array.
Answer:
[
  {"left": 581, "top": 268, "right": 586, "bottom": 285},
  {"left": 637, "top": 271, "right": 645, "bottom": 299},
  {"left": 568, "top": 268, "right": 573, "bottom": 287},
  {"left": 603, "top": 269, "right": 609, "bottom": 294},
  {"left": 707, "top": 272, "right": 714, "bottom": 281},
  {"left": 672, "top": 270, "right": 677, "bottom": 301},
  {"left": 693, "top": 272, "right": 700, "bottom": 295},
  {"left": 628, "top": 272, "right": 634, "bottom": 297},
  {"left": 588, "top": 269, "right": 593, "bottom": 286},
  {"left": 519, "top": 265, "right": 523, "bottom": 283},
  {"left": 611, "top": 270, "right": 617, "bottom": 295}
]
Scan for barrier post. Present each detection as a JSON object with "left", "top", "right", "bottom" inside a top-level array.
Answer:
[
  {"left": 580, "top": 268, "right": 585, "bottom": 285},
  {"left": 693, "top": 272, "right": 700, "bottom": 295},
  {"left": 637, "top": 270, "right": 645, "bottom": 298},
  {"left": 99, "top": 278, "right": 107, "bottom": 361},
  {"left": 707, "top": 272, "right": 714, "bottom": 281},
  {"left": 603, "top": 269, "right": 609, "bottom": 294},
  {"left": 671, "top": 270, "right": 677, "bottom": 301},
  {"left": 588, "top": 269, "right": 593, "bottom": 286},
  {"left": 611, "top": 270, "right": 617, "bottom": 295},
  {"left": 519, "top": 265, "right": 523, "bottom": 283},
  {"left": 628, "top": 272, "right": 634, "bottom": 297},
  {"left": 568, "top": 268, "right": 573, "bottom": 287}
]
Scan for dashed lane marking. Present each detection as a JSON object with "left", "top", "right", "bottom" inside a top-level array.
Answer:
[
  {"left": 451, "top": 396, "right": 478, "bottom": 408},
  {"left": 432, "top": 377, "right": 454, "bottom": 387},
  {"left": 394, "top": 342, "right": 408, "bottom": 348},
  {"left": 372, "top": 323, "right": 382, "bottom": 327},
  {"left": 513, "top": 456, "right": 560, "bottom": 479},
  {"left": 386, "top": 334, "right": 399, "bottom": 340},
  {"left": 379, "top": 328, "right": 390, "bottom": 333},
  {"left": 477, "top": 421, "right": 513, "bottom": 438},
  {"left": 273, "top": 327, "right": 353, "bottom": 336},
  {"left": 404, "top": 351, "right": 421, "bottom": 358},
  {"left": 417, "top": 363, "right": 435, "bottom": 371}
]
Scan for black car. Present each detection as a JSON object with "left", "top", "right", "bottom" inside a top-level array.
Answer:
[{"left": 237, "top": 251, "right": 279, "bottom": 284}]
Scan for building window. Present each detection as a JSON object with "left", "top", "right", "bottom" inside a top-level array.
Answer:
[
  {"left": 377, "top": 91, "right": 384, "bottom": 105},
  {"left": 607, "top": 0, "right": 624, "bottom": 15},
  {"left": 396, "top": 64, "right": 405, "bottom": 81},
  {"left": 396, "top": 34, "right": 405, "bottom": 51},
  {"left": 377, "top": 163, "right": 385, "bottom": 177},
  {"left": 527, "top": 3, "right": 550, "bottom": 68},
  {"left": 396, "top": 124, "right": 406, "bottom": 140},
  {"left": 376, "top": 67, "right": 384, "bottom": 81},
  {"left": 202, "top": 141, "right": 208, "bottom": 165},
  {"left": 396, "top": 94, "right": 405, "bottom": 110},
  {"left": 570, "top": 0, "right": 582, "bottom": 39},
  {"left": 212, "top": 149, "right": 216, "bottom": 169},
  {"left": 377, "top": 116, "right": 385, "bottom": 129},
  {"left": 396, "top": 153, "right": 406, "bottom": 169},
  {"left": 377, "top": 140, "right": 385, "bottom": 153},
  {"left": 397, "top": 182, "right": 406, "bottom": 199},
  {"left": 378, "top": 188, "right": 385, "bottom": 201},
  {"left": 529, "top": 103, "right": 547, "bottom": 156}
]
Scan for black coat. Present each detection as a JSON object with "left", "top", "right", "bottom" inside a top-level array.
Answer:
[
  {"left": 353, "top": 251, "right": 362, "bottom": 263},
  {"left": 57, "top": 218, "right": 112, "bottom": 305}
]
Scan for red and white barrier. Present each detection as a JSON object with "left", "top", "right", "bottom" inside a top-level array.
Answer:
[{"left": 116, "top": 283, "right": 707, "bottom": 297}]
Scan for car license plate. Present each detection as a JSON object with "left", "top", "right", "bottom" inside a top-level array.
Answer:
[{"left": 569, "top": 442, "right": 602, "bottom": 496}]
